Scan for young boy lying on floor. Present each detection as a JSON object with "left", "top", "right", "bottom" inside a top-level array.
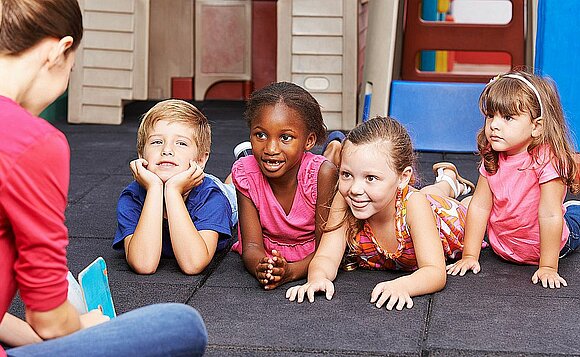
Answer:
[{"left": 113, "top": 100, "right": 236, "bottom": 275}]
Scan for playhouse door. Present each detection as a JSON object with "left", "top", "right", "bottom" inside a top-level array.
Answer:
[{"left": 194, "top": 0, "right": 252, "bottom": 101}]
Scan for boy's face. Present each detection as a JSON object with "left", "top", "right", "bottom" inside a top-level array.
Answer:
[{"left": 141, "top": 119, "right": 208, "bottom": 182}]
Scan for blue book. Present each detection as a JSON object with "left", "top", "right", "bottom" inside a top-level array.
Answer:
[{"left": 78, "top": 257, "right": 116, "bottom": 319}]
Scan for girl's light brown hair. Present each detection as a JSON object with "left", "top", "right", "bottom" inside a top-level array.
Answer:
[
  {"left": 327, "top": 116, "right": 417, "bottom": 251},
  {"left": 136, "top": 100, "right": 211, "bottom": 158},
  {"left": 0, "top": 0, "right": 83, "bottom": 55},
  {"left": 478, "top": 70, "right": 579, "bottom": 193}
]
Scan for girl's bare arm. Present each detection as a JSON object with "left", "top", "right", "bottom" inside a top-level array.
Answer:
[
  {"left": 446, "top": 175, "right": 493, "bottom": 275},
  {"left": 272, "top": 160, "right": 339, "bottom": 286},
  {"left": 398, "top": 192, "right": 447, "bottom": 296},
  {"left": 237, "top": 191, "right": 269, "bottom": 280},
  {"left": 286, "top": 194, "right": 348, "bottom": 302},
  {"left": 535, "top": 178, "right": 567, "bottom": 288}
]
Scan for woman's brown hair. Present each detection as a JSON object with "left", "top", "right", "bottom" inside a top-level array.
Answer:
[
  {"left": 478, "top": 70, "right": 579, "bottom": 193},
  {"left": 0, "top": 0, "right": 83, "bottom": 55},
  {"left": 327, "top": 116, "right": 417, "bottom": 252}
]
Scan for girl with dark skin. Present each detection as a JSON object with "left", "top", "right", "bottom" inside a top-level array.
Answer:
[{"left": 232, "top": 82, "right": 338, "bottom": 290}]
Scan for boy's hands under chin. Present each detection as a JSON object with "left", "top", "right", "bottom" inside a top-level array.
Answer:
[
  {"left": 130, "top": 158, "right": 163, "bottom": 190},
  {"left": 165, "top": 160, "right": 205, "bottom": 196}
]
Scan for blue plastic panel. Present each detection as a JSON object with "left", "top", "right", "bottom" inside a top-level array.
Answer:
[
  {"left": 389, "top": 80, "right": 485, "bottom": 152},
  {"left": 535, "top": 0, "right": 580, "bottom": 149},
  {"left": 420, "top": 0, "right": 437, "bottom": 71}
]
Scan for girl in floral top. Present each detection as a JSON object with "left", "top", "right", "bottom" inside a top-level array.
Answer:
[{"left": 287, "top": 116, "right": 474, "bottom": 310}]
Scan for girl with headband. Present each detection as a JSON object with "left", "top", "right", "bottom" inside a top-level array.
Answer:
[{"left": 446, "top": 70, "right": 580, "bottom": 289}]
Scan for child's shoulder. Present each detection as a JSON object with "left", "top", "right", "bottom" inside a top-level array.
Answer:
[
  {"left": 404, "top": 190, "right": 439, "bottom": 227},
  {"left": 192, "top": 176, "right": 224, "bottom": 197},
  {"left": 186, "top": 176, "right": 230, "bottom": 209},
  {"left": 298, "top": 152, "right": 336, "bottom": 203},
  {"left": 299, "top": 152, "right": 328, "bottom": 181},
  {"left": 120, "top": 180, "right": 146, "bottom": 199},
  {"left": 116, "top": 181, "right": 146, "bottom": 214},
  {"left": 302, "top": 151, "right": 325, "bottom": 164},
  {"left": 232, "top": 155, "right": 261, "bottom": 176},
  {"left": 405, "top": 188, "right": 428, "bottom": 206},
  {"left": 534, "top": 145, "right": 556, "bottom": 165}
]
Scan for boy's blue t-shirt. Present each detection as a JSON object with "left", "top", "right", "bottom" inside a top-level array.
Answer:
[{"left": 113, "top": 177, "right": 232, "bottom": 256}]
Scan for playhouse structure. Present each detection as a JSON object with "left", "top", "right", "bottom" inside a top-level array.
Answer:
[
  {"left": 66, "top": 0, "right": 579, "bottom": 151},
  {"left": 362, "top": 0, "right": 579, "bottom": 152},
  {"left": 67, "top": 0, "right": 359, "bottom": 130}
]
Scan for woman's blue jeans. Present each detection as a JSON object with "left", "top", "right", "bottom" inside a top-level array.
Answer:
[{"left": 6, "top": 303, "right": 207, "bottom": 357}]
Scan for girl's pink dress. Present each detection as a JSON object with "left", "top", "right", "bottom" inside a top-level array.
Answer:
[{"left": 231, "top": 152, "right": 326, "bottom": 262}]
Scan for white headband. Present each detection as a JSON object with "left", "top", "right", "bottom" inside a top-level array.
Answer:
[{"left": 488, "top": 73, "right": 544, "bottom": 119}]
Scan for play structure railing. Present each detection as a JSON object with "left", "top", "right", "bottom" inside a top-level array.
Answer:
[
  {"left": 384, "top": 0, "right": 526, "bottom": 152},
  {"left": 401, "top": 0, "right": 525, "bottom": 83}
]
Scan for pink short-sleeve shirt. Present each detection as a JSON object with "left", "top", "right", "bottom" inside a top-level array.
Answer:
[
  {"left": 231, "top": 152, "right": 326, "bottom": 262},
  {"left": 480, "top": 147, "right": 568, "bottom": 264}
]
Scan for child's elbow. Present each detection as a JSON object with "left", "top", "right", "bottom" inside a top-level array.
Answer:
[
  {"left": 430, "top": 266, "right": 447, "bottom": 292},
  {"left": 179, "top": 260, "right": 208, "bottom": 275},
  {"left": 129, "top": 261, "right": 159, "bottom": 275},
  {"left": 436, "top": 271, "right": 447, "bottom": 291},
  {"left": 135, "top": 267, "right": 158, "bottom": 275},
  {"left": 125, "top": 245, "right": 160, "bottom": 275}
]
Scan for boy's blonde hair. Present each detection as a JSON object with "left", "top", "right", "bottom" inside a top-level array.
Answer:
[{"left": 136, "top": 99, "right": 211, "bottom": 158}]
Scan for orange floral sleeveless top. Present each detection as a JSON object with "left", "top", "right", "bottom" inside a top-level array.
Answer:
[{"left": 353, "top": 185, "right": 466, "bottom": 271}]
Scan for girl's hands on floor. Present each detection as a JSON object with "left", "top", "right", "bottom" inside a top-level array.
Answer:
[
  {"left": 446, "top": 255, "right": 481, "bottom": 276},
  {"left": 286, "top": 278, "right": 335, "bottom": 303},
  {"left": 532, "top": 267, "right": 567, "bottom": 288},
  {"left": 370, "top": 280, "right": 413, "bottom": 311}
]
